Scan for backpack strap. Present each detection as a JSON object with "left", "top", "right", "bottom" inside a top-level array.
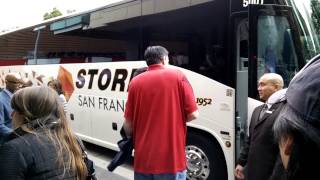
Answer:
[
  {"left": 75, "top": 137, "right": 86, "bottom": 154},
  {"left": 75, "top": 137, "right": 97, "bottom": 180}
]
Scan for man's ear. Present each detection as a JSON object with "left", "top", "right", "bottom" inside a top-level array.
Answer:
[
  {"left": 160, "top": 56, "right": 169, "bottom": 65},
  {"left": 160, "top": 58, "right": 165, "bottom": 65},
  {"left": 284, "top": 135, "right": 294, "bottom": 155}
]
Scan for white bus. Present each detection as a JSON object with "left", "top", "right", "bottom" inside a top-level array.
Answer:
[{"left": 1, "top": 0, "right": 320, "bottom": 179}]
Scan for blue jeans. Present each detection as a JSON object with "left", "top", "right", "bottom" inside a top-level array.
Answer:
[{"left": 134, "top": 170, "right": 187, "bottom": 180}]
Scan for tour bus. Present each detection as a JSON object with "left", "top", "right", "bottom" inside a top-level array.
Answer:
[{"left": 1, "top": 0, "right": 320, "bottom": 179}]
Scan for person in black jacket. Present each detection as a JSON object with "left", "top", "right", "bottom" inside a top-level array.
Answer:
[
  {"left": 0, "top": 86, "right": 87, "bottom": 180},
  {"left": 273, "top": 57, "right": 320, "bottom": 180},
  {"left": 235, "top": 73, "right": 284, "bottom": 180}
]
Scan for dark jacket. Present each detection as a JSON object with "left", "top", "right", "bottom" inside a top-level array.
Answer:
[
  {"left": 107, "top": 127, "right": 133, "bottom": 172},
  {"left": 237, "top": 102, "right": 285, "bottom": 180},
  {"left": 0, "top": 128, "right": 76, "bottom": 180}
]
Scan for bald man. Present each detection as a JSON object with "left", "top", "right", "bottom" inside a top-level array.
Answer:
[
  {"left": 0, "top": 73, "right": 22, "bottom": 144},
  {"left": 235, "top": 73, "right": 285, "bottom": 180}
]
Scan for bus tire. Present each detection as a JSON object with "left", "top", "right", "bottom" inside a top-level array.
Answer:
[{"left": 186, "top": 132, "right": 227, "bottom": 180}]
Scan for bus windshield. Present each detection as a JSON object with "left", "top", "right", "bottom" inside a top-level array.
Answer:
[
  {"left": 254, "top": 1, "right": 320, "bottom": 86},
  {"left": 288, "top": 0, "right": 320, "bottom": 61}
]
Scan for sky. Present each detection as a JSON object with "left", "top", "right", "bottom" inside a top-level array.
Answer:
[{"left": 0, "top": 0, "right": 122, "bottom": 31}]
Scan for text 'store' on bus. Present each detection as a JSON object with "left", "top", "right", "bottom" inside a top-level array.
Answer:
[{"left": 1, "top": 0, "right": 320, "bottom": 179}]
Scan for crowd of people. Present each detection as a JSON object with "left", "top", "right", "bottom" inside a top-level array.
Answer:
[
  {"left": 0, "top": 45, "right": 319, "bottom": 180},
  {"left": 0, "top": 74, "right": 91, "bottom": 179}
]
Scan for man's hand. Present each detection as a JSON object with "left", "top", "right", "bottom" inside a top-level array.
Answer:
[
  {"left": 235, "top": 164, "right": 245, "bottom": 180},
  {"left": 187, "top": 110, "right": 199, "bottom": 122},
  {"left": 123, "top": 118, "right": 132, "bottom": 137}
]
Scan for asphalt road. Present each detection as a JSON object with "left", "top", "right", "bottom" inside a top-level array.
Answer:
[{"left": 84, "top": 142, "right": 134, "bottom": 180}]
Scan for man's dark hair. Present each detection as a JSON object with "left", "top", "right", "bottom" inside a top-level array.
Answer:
[
  {"left": 144, "top": 46, "right": 168, "bottom": 66},
  {"left": 273, "top": 104, "right": 320, "bottom": 180}
]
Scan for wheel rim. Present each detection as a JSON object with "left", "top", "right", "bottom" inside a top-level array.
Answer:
[{"left": 186, "top": 145, "right": 210, "bottom": 179}]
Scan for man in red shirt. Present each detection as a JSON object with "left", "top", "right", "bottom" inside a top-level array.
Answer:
[{"left": 124, "top": 46, "right": 199, "bottom": 180}]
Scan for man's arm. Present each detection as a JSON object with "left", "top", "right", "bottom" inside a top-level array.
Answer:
[
  {"left": 180, "top": 74, "right": 198, "bottom": 122},
  {"left": 0, "top": 103, "right": 12, "bottom": 137},
  {"left": 187, "top": 110, "right": 199, "bottom": 122},
  {"left": 237, "top": 133, "right": 250, "bottom": 166},
  {"left": 234, "top": 131, "right": 250, "bottom": 180},
  {"left": 123, "top": 118, "right": 133, "bottom": 138},
  {"left": 235, "top": 106, "right": 260, "bottom": 179}
]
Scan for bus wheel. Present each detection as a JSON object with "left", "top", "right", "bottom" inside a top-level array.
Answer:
[{"left": 186, "top": 132, "right": 227, "bottom": 180}]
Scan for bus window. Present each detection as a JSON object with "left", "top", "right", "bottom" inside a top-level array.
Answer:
[
  {"left": 257, "top": 15, "right": 299, "bottom": 86},
  {"left": 238, "top": 19, "right": 249, "bottom": 71}
]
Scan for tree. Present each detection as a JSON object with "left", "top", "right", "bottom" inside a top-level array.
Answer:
[
  {"left": 311, "top": 0, "right": 320, "bottom": 33},
  {"left": 43, "top": 8, "right": 63, "bottom": 20}
]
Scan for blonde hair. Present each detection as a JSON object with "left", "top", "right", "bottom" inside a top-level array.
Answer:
[
  {"left": 11, "top": 86, "right": 87, "bottom": 180},
  {"left": 259, "top": 73, "right": 284, "bottom": 90}
]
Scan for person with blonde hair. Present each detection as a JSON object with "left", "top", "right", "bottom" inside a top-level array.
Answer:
[
  {"left": 48, "top": 79, "right": 68, "bottom": 112},
  {"left": 0, "top": 86, "right": 87, "bottom": 180}
]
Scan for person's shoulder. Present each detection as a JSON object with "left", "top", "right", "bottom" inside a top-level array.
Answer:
[
  {"left": 4, "top": 132, "right": 49, "bottom": 157},
  {"left": 163, "top": 67, "right": 185, "bottom": 78},
  {"left": 0, "top": 139, "right": 21, "bottom": 160},
  {"left": 0, "top": 90, "right": 6, "bottom": 98},
  {"left": 0, "top": 134, "right": 37, "bottom": 167},
  {"left": 0, "top": 90, "right": 10, "bottom": 99},
  {"left": 0, "top": 93, "right": 10, "bottom": 106},
  {"left": 130, "top": 68, "right": 151, "bottom": 82},
  {"left": 133, "top": 67, "right": 148, "bottom": 77},
  {"left": 164, "top": 66, "right": 183, "bottom": 73},
  {"left": 1, "top": 135, "right": 30, "bottom": 154},
  {"left": 129, "top": 75, "right": 140, "bottom": 86},
  {"left": 5, "top": 132, "right": 33, "bottom": 145}
]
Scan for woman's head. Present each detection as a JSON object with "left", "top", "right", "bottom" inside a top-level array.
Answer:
[
  {"left": 273, "top": 106, "right": 320, "bottom": 180},
  {"left": 273, "top": 57, "right": 320, "bottom": 179},
  {"left": 11, "top": 86, "right": 62, "bottom": 129},
  {"left": 273, "top": 105, "right": 319, "bottom": 167},
  {"left": 11, "top": 86, "right": 87, "bottom": 179}
]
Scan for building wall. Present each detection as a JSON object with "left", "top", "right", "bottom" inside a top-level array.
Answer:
[{"left": 0, "top": 27, "right": 126, "bottom": 60}]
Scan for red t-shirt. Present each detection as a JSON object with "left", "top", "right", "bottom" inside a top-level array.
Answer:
[{"left": 124, "top": 64, "right": 197, "bottom": 174}]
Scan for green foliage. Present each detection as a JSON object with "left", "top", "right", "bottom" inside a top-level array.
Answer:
[
  {"left": 43, "top": 8, "right": 63, "bottom": 20},
  {"left": 311, "top": 0, "right": 320, "bottom": 34}
]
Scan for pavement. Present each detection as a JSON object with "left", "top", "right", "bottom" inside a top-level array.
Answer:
[
  {"left": 85, "top": 142, "right": 134, "bottom": 180},
  {"left": 94, "top": 166, "right": 130, "bottom": 180}
]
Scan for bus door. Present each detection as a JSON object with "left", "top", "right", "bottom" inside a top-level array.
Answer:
[
  {"left": 234, "top": 15, "right": 250, "bottom": 158},
  {"left": 235, "top": 4, "right": 304, "bottom": 158},
  {"left": 248, "top": 4, "right": 304, "bottom": 98}
]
